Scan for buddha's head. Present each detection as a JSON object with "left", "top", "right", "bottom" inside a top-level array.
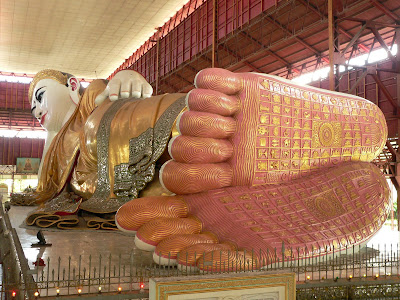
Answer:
[{"left": 29, "top": 69, "right": 81, "bottom": 132}]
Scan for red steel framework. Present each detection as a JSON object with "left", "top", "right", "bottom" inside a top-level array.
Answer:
[
  {"left": 0, "top": 137, "right": 44, "bottom": 166},
  {"left": 0, "top": 81, "right": 42, "bottom": 130},
  {"left": 0, "top": 81, "right": 44, "bottom": 164},
  {"left": 109, "top": 0, "right": 399, "bottom": 91}
]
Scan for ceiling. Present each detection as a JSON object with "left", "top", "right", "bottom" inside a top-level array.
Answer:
[{"left": 0, "top": 0, "right": 189, "bottom": 79}]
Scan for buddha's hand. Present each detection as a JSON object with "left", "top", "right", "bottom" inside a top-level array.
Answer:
[{"left": 94, "top": 70, "right": 153, "bottom": 105}]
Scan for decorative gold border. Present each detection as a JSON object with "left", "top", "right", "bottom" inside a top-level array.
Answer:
[
  {"left": 28, "top": 69, "right": 68, "bottom": 103},
  {"left": 154, "top": 272, "right": 295, "bottom": 300}
]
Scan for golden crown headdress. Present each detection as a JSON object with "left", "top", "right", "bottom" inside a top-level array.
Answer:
[{"left": 28, "top": 69, "right": 68, "bottom": 104}]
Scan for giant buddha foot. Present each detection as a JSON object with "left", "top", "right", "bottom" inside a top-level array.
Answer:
[{"left": 116, "top": 68, "right": 390, "bottom": 271}]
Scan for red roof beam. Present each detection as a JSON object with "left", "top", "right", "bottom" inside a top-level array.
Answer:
[
  {"left": 296, "top": 0, "right": 370, "bottom": 53},
  {"left": 370, "top": 0, "right": 400, "bottom": 24}
]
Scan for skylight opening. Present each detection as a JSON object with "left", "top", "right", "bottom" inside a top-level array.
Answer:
[
  {"left": 80, "top": 82, "right": 90, "bottom": 88},
  {"left": 0, "top": 130, "right": 46, "bottom": 139},
  {"left": 292, "top": 44, "right": 398, "bottom": 86},
  {"left": 0, "top": 75, "right": 32, "bottom": 84}
]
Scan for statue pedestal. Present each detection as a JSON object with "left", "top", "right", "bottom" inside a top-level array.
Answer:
[{"left": 150, "top": 271, "right": 295, "bottom": 300}]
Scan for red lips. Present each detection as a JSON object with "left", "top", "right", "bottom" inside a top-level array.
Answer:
[{"left": 40, "top": 113, "right": 47, "bottom": 125}]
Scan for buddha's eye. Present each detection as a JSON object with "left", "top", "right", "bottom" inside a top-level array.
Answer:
[
  {"left": 35, "top": 86, "right": 46, "bottom": 104},
  {"left": 36, "top": 91, "right": 44, "bottom": 103}
]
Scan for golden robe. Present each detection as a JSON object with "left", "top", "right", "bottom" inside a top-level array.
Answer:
[
  {"left": 35, "top": 79, "right": 106, "bottom": 203},
  {"left": 30, "top": 80, "right": 186, "bottom": 216}
]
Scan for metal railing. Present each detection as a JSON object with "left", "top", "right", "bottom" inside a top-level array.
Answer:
[
  {"left": 6, "top": 243, "right": 400, "bottom": 298},
  {"left": 0, "top": 202, "right": 37, "bottom": 300}
]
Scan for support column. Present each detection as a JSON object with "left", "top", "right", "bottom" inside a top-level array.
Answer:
[
  {"left": 212, "top": 0, "right": 218, "bottom": 67},
  {"left": 334, "top": 19, "right": 340, "bottom": 91},
  {"left": 395, "top": 28, "right": 400, "bottom": 230},
  {"left": 11, "top": 170, "right": 14, "bottom": 195},
  {"left": 328, "top": 0, "right": 335, "bottom": 90},
  {"left": 155, "top": 28, "right": 161, "bottom": 95}
]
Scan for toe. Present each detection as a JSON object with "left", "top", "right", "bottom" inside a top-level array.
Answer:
[
  {"left": 160, "top": 161, "right": 232, "bottom": 194},
  {"left": 197, "top": 250, "right": 260, "bottom": 272},
  {"left": 186, "top": 89, "right": 240, "bottom": 116},
  {"left": 169, "top": 136, "right": 233, "bottom": 164},
  {"left": 177, "top": 111, "right": 236, "bottom": 138},
  {"left": 115, "top": 196, "right": 187, "bottom": 232},
  {"left": 135, "top": 216, "right": 202, "bottom": 251},
  {"left": 177, "top": 242, "right": 237, "bottom": 269},
  {"left": 153, "top": 232, "right": 219, "bottom": 265},
  {"left": 194, "top": 68, "right": 242, "bottom": 95}
]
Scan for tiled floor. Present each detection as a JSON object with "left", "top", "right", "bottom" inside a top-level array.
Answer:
[
  {"left": 5, "top": 204, "right": 400, "bottom": 268},
  {"left": 7, "top": 206, "right": 147, "bottom": 265},
  {"left": 4, "top": 204, "right": 155, "bottom": 296}
]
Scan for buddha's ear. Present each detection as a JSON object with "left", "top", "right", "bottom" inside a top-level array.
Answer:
[
  {"left": 67, "top": 77, "right": 80, "bottom": 105},
  {"left": 67, "top": 77, "right": 80, "bottom": 92}
]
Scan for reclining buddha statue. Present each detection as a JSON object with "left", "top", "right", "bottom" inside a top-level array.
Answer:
[{"left": 25, "top": 67, "right": 390, "bottom": 270}]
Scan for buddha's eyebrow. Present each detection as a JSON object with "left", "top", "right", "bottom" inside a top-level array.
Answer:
[
  {"left": 31, "top": 105, "right": 36, "bottom": 113},
  {"left": 35, "top": 86, "right": 45, "bottom": 99}
]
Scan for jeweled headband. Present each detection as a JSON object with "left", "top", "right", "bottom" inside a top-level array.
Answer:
[{"left": 28, "top": 69, "right": 68, "bottom": 104}]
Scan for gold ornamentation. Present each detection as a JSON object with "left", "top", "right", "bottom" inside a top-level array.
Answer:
[
  {"left": 82, "top": 96, "right": 186, "bottom": 213},
  {"left": 272, "top": 117, "right": 280, "bottom": 125},
  {"left": 261, "top": 79, "right": 269, "bottom": 89},
  {"left": 312, "top": 121, "right": 342, "bottom": 148},
  {"left": 283, "top": 129, "right": 289, "bottom": 137},
  {"left": 270, "top": 149, "right": 278, "bottom": 159},
  {"left": 155, "top": 274, "right": 296, "bottom": 300},
  {"left": 258, "top": 127, "right": 268, "bottom": 135},
  {"left": 258, "top": 162, "right": 267, "bottom": 170},
  {"left": 29, "top": 69, "right": 68, "bottom": 103},
  {"left": 260, "top": 115, "right": 268, "bottom": 123},
  {"left": 284, "top": 96, "right": 290, "bottom": 104},
  {"left": 258, "top": 150, "right": 268, "bottom": 158},
  {"left": 259, "top": 103, "right": 269, "bottom": 111},
  {"left": 304, "top": 192, "right": 346, "bottom": 221},
  {"left": 273, "top": 94, "right": 281, "bottom": 103},
  {"left": 273, "top": 105, "right": 281, "bottom": 113},
  {"left": 219, "top": 196, "right": 234, "bottom": 203}
]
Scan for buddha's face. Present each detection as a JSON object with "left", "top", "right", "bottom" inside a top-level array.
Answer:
[{"left": 31, "top": 77, "right": 79, "bottom": 132}]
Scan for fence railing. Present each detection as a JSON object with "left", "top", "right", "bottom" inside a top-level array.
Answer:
[
  {"left": 1, "top": 203, "right": 400, "bottom": 299},
  {"left": 0, "top": 202, "right": 37, "bottom": 300}
]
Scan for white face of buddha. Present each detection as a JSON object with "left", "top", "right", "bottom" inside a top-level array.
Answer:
[{"left": 31, "top": 77, "right": 80, "bottom": 132}]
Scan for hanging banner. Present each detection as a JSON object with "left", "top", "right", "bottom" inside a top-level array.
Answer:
[{"left": 16, "top": 158, "right": 40, "bottom": 174}]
